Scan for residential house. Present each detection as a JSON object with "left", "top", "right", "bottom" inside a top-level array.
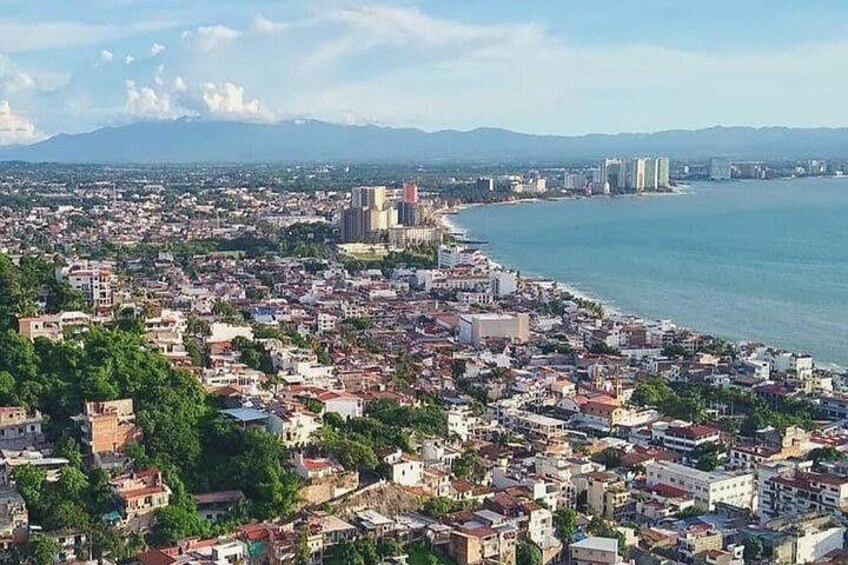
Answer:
[
  {"left": 570, "top": 536, "right": 623, "bottom": 565},
  {"left": 109, "top": 467, "right": 172, "bottom": 530},
  {"left": 0, "top": 407, "right": 44, "bottom": 449}
]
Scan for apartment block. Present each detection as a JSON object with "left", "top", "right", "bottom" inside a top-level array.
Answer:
[
  {"left": 458, "top": 313, "right": 530, "bottom": 344},
  {"left": 58, "top": 261, "right": 114, "bottom": 312},
  {"left": 645, "top": 461, "right": 754, "bottom": 510},
  {"left": 758, "top": 467, "right": 848, "bottom": 521},
  {"left": 76, "top": 399, "right": 142, "bottom": 456}
]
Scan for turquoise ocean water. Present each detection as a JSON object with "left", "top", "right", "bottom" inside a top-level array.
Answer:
[{"left": 455, "top": 178, "right": 848, "bottom": 366}]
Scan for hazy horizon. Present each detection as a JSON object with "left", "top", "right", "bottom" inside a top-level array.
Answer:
[
  {"left": 3, "top": 1, "right": 848, "bottom": 144},
  {"left": 27, "top": 118, "right": 848, "bottom": 144}
]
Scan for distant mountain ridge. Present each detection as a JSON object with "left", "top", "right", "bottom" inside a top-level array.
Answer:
[{"left": 3, "top": 119, "right": 848, "bottom": 163}]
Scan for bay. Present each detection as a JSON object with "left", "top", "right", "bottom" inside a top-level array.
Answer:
[{"left": 455, "top": 178, "right": 848, "bottom": 366}]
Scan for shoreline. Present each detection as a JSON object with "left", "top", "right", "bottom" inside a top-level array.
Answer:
[{"left": 438, "top": 192, "right": 846, "bottom": 373}]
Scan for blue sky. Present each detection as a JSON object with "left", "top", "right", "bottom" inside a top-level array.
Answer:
[{"left": 0, "top": 0, "right": 847, "bottom": 143}]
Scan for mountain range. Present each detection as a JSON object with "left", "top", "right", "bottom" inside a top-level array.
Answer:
[{"left": 4, "top": 119, "right": 848, "bottom": 163}]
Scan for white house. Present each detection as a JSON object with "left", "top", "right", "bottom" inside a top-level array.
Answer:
[
  {"left": 645, "top": 461, "right": 754, "bottom": 511},
  {"left": 318, "top": 391, "right": 363, "bottom": 420}
]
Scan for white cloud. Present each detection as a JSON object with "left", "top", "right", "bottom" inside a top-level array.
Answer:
[
  {"left": 301, "top": 5, "right": 543, "bottom": 70},
  {"left": 0, "top": 56, "right": 36, "bottom": 94},
  {"left": 123, "top": 71, "right": 270, "bottom": 123},
  {"left": 0, "top": 20, "right": 175, "bottom": 53},
  {"left": 0, "top": 100, "right": 45, "bottom": 145},
  {"left": 154, "top": 64, "right": 166, "bottom": 86},
  {"left": 150, "top": 42, "right": 166, "bottom": 57},
  {"left": 124, "top": 55, "right": 135, "bottom": 65},
  {"left": 124, "top": 80, "right": 173, "bottom": 118},
  {"left": 182, "top": 25, "right": 242, "bottom": 52},
  {"left": 198, "top": 81, "right": 270, "bottom": 120},
  {"left": 227, "top": 4, "right": 848, "bottom": 134},
  {"left": 326, "top": 5, "right": 526, "bottom": 46},
  {"left": 252, "top": 15, "right": 289, "bottom": 34},
  {"left": 23, "top": 3, "right": 848, "bottom": 136},
  {"left": 100, "top": 49, "right": 114, "bottom": 63}
]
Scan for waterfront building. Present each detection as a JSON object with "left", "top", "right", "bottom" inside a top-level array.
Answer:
[
  {"left": 438, "top": 244, "right": 480, "bottom": 268},
  {"left": 644, "top": 158, "right": 658, "bottom": 190},
  {"left": 627, "top": 157, "right": 646, "bottom": 192},
  {"left": 599, "top": 158, "right": 626, "bottom": 193},
  {"left": 657, "top": 156, "right": 670, "bottom": 188},
  {"left": 476, "top": 177, "right": 494, "bottom": 191},
  {"left": 709, "top": 157, "right": 732, "bottom": 181},
  {"left": 565, "top": 173, "right": 587, "bottom": 190},
  {"left": 489, "top": 270, "right": 517, "bottom": 297},
  {"left": 388, "top": 226, "right": 441, "bottom": 248}
]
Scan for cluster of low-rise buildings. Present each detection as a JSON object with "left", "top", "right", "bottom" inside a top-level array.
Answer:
[{"left": 4, "top": 168, "right": 848, "bottom": 565}]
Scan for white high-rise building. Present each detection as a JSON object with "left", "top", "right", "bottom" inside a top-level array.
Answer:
[
  {"left": 351, "top": 186, "right": 386, "bottom": 210},
  {"left": 627, "top": 158, "right": 646, "bottom": 192},
  {"left": 58, "top": 262, "right": 114, "bottom": 312},
  {"left": 599, "top": 158, "right": 626, "bottom": 193},
  {"left": 644, "top": 158, "right": 658, "bottom": 191},
  {"left": 657, "top": 157, "right": 670, "bottom": 188},
  {"left": 475, "top": 177, "right": 494, "bottom": 191},
  {"left": 710, "top": 158, "right": 732, "bottom": 181},
  {"left": 342, "top": 186, "right": 395, "bottom": 241}
]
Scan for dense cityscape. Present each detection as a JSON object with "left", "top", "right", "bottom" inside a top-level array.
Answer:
[{"left": 0, "top": 158, "right": 845, "bottom": 565}]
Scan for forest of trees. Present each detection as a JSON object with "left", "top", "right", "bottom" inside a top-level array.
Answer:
[
  {"left": 631, "top": 377, "right": 816, "bottom": 433},
  {"left": 0, "top": 317, "right": 300, "bottom": 554}
]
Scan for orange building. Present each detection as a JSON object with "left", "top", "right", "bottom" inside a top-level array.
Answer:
[{"left": 76, "top": 399, "right": 142, "bottom": 456}]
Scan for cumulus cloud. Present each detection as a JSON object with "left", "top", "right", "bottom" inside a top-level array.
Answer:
[
  {"left": 150, "top": 42, "right": 166, "bottom": 57},
  {"left": 198, "top": 81, "right": 269, "bottom": 120},
  {"left": 252, "top": 15, "right": 289, "bottom": 34},
  {"left": 0, "top": 100, "right": 45, "bottom": 145},
  {"left": 0, "top": 56, "right": 36, "bottom": 94},
  {"left": 100, "top": 49, "right": 114, "bottom": 63},
  {"left": 182, "top": 25, "right": 242, "bottom": 51},
  {"left": 154, "top": 64, "right": 166, "bottom": 86},
  {"left": 123, "top": 68, "right": 271, "bottom": 123},
  {"left": 124, "top": 80, "right": 173, "bottom": 118},
  {"left": 125, "top": 55, "right": 135, "bottom": 65}
]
